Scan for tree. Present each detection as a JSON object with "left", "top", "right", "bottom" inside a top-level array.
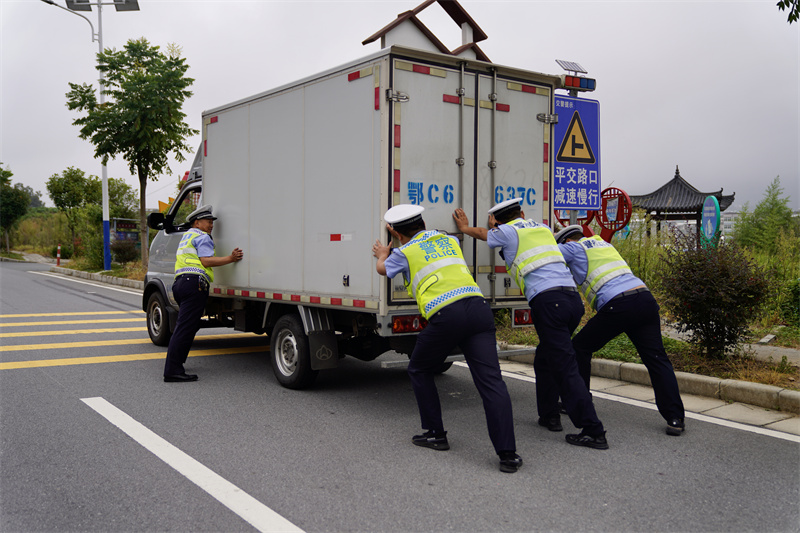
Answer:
[
  {"left": 777, "top": 0, "right": 799, "bottom": 23},
  {"left": 46, "top": 167, "right": 89, "bottom": 245},
  {"left": 0, "top": 184, "right": 29, "bottom": 251},
  {"left": 732, "top": 176, "right": 798, "bottom": 255},
  {"left": 13, "top": 183, "right": 44, "bottom": 208},
  {"left": 65, "top": 38, "right": 198, "bottom": 266},
  {"left": 0, "top": 164, "right": 12, "bottom": 186},
  {"left": 85, "top": 176, "right": 138, "bottom": 219}
]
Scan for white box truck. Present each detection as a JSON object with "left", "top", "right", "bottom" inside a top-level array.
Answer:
[{"left": 145, "top": 45, "right": 565, "bottom": 389}]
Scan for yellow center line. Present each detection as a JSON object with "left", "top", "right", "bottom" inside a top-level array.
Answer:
[
  {"left": 0, "top": 346, "right": 266, "bottom": 370},
  {"left": 1, "top": 327, "right": 147, "bottom": 338},
  {"left": 0, "top": 333, "right": 258, "bottom": 352},
  {"left": 1, "top": 318, "right": 144, "bottom": 327},
  {"left": 0, "top": 311, "right": 145, "bottom": 318}
]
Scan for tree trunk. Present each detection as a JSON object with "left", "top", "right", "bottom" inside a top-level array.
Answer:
[{"left": 139, "top": 172, "right": 149, "bottom": 269}]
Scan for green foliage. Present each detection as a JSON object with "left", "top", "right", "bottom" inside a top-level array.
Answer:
[
  {"left": 65, "top": 38, "right": 199, "bottom": 265},
  {"left": 777, "top": 0, "right": 799, "bottom": 23},
  {"left": 782, "top": 279, "right": 800, "bottom": 326},
  {"left": 75, "top": 204, "right": 105, "bottom": 269},
  {"left": 51, "top": 244, "right": 74, "bottom": 260},
  {"left": 46, "top": 166, "right": 88, "bottom": 243},
  {"left": 658, "top": 231, "right": 773, "bottom": 358},
  {"left": 0, "top": 164, "right": 12, "bottom": 186},
  {"left": 611, "top": 211, "right": 669, "bottom": 288},
  {"left": 84, "top": 176, "right": 138, "bottom": 219},
  {"left": 13, "top": 183, "right": 44, "bottom": 208},
  {"left": 732, "top": 177, "right": 799, "bottom": 255},
  {"left": 11, "top": 209, "right": 70, "bottom": 254},
  {"left": 0, "top": 184, "right": 29, "bottom": 250},
  {"left": 110, "top": 240, "right": 138, "bottom": 263}
]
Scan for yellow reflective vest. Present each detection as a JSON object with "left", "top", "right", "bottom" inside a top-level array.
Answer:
[
  {"left": 400, "top": 230, "right": 482, "bottom": 319},
  {"left": 576, "top": 236, "right": 633, "bottom": 309},
  {"left": 505, "top": 219, "right": 566, "bottom": 292},
  {"left": 174, "top": 228, "right": 214, "bottom": 282}
]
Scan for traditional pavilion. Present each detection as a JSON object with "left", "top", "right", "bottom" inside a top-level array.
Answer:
[{"left": 629, "top": 166, "right": 735, "bottom": 238}]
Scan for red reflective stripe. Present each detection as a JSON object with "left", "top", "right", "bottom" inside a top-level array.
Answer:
[
  {"left": 348, "top": 71, "right": 361, "bottom": 81},
  {"left": 375, "top": 87, "right": 380, "bottom": 110},
  {"left": 496, "top": 103, "right": 510, "bottom": 112},
  {"left": 495, "top": 266, "right": 506, "bottom": 273},
  {"left": 227, "top": 289, "right": 235, "bottom": 296},
  {"left": 354, "top": 300, "right": 366, "bottom": 308},
  {"left": 394, "top": 125, "right": 401, "bottom": 147},
  {"left": 394, "top": 170, "right": 401, "bottom": 192},
  {"left": 521, "top": 84, "right": 537, "bottom": 94},
  {"left": 213, "top": 288, "right": 221, "bottom": 294},
  {"left": 209, "top": 116, "right": 218, "bottom": 123},
  {"left": 241, "top": 290, "right": 250, "bottom": 297},
  {"left": 412, "top": 64, "right": 430, "bottom": 75},
  {"left": 543, "top": 218, "right": 549, "bottom": 226},
  {"left": 330, "top": 234, "right": 342, "bottom": 241},
  {"left": 310, "top": 296, "right": 321, "bottom": 304},
  {"left": 273, "top": 293, "right": 283, "bottom": 300},
  {"left": 204, "top": 139, "right": 207, "bottom": 157},
  {"left": 543, "top": 142, "right": 549, "bottom": 163},
  {"left": 443, "top": 94, "right": 460, "bottom": 104},
  {"left": 331, "top": 298, "right": 342, "bottom": 305},
  {"left": 543, "top": 182, "right": 549, "bottom": 201},
  {"left": 257, "top": 292, "right": 266, "bottom": 298},
  {"left": 291, "top": 295, "right": 301, "bottom": 302}
]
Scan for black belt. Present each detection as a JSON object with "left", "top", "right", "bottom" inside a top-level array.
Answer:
[
  {"left": 611, "top": 287, "right": 649, "bottom": 301},
  {"left": 538, "top": 286, "right": 578, "bottom": 295}
]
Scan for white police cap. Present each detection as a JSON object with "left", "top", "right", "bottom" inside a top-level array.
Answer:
[
  {"left": 384, "top": 204, "right": 425, "bottom": 227},
  {"left": 554, "top": 224, "right": 584, "bottom": 244},
  {"left": 488, "top": 197, "right": 523, "bottom": 217},
  {"left": 187, "top": 204, "right": 218, "bottom": 223}
]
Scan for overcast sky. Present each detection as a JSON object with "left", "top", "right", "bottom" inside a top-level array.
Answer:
[{"left": 2, "top": 0, "right": 798, "bottom": 212}]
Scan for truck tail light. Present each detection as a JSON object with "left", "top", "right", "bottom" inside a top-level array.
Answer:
[
  {"left": 513, "top": 308, "right": 534, "bottom": 326},
  {"left": 392, "top": 315, "right": 428, "bottom": 333}
]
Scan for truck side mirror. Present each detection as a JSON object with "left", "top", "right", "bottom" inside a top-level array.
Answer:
[{"left": 147, "top": 212, "right": 165, "bottom": 230}]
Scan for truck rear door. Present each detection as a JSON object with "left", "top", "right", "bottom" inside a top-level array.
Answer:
[{"left": 389, "top": 56, "right": 552, "bottom": 306}]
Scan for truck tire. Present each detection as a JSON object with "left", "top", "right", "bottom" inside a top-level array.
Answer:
[
  {"left": 146, "top": 291, "right": 172, "bottom": 347},
  {"left": 270, "top": 314, "right": 318, "bottom": 389}
]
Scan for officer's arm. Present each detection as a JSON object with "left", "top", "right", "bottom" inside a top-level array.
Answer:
[
  {"left": 453, "top": 208, "right": 488, "bottom": 241},
  {"left": 200, "top": 248, "right": 243, "bottom": 267}
]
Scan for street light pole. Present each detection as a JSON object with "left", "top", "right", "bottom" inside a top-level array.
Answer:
[{"left": 40, "top": 0, "right": 140, "bottom": 271}]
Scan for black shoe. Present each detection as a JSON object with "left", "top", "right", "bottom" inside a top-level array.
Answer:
[
  {"left": 498, "top": 452, "right": 523, "bottom": 473},
  {"left": 566, "top": 431, "right": 609, "bottom": 450},
  {"left": 666, "top": 419, "right": 685, "bottom": 436},
  {"left": 412, "top": 430, "right": 450, "bottom": 451},
  {"left": 537, "top": 416, "right": 563, "bottom": 432},
  {"left": 164, "top": 373, "right": 198, "bottom": 383}
]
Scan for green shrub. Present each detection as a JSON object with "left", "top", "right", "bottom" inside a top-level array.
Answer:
[
  {"left": 50, "top": 244, "right": 73, "bottom": 260},
  {"left": 657, "top": 230, "right": 773, "bottom": 358},
  {"left": 110, "top": 240, "right": 138, "bottom": 263},
  {"left": 782, "top": 278, "right": 800, "bottom": 326}
]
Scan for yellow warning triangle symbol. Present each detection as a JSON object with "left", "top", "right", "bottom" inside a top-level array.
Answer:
[{"left": 556, "top": 111, "right": 596, "bottom": 164}]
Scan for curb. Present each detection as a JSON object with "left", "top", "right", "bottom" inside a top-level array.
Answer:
[
  {"left": 49, "top": 266, "right": 144, "bottom": 291},
  {"left": 503, "top": 344, "right": 800, "bottom": 415}
]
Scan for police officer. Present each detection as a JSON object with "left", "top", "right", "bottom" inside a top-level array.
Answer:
[
  {"left": 372, "top": 204, "right": 522, "bottom": 473},
  {"left": 555, "top": 225, "right": 686, "bottom": 435},
  {"left": 454, "top": 199, "right": 608, "bottom": 450},
  {"left": 163, "top": 205, "right": 243, "bottom": 382}
]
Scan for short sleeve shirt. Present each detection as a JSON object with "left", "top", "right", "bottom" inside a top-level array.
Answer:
[
  {"left": 193, "top": 231, "right": 215, "bottom": 258},
  {"left": 487, "top": 222, "right": 575, "bottom": 301},
  {"left": 558, "top": 241, "right": 644, "bottom": 310}
]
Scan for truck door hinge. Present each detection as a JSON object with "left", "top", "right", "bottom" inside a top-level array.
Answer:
[
  {"left": 488, "top": 161, "right": 497, "bottom": 169},
  {"left": 386, "top": 89, "right": 409, "bottom": 103},
  {"left": 455, "top": 157, "right": 465, "bottom": 167},
  {"left": 537, "top": 113, "right": 558, "bottom": 124}
]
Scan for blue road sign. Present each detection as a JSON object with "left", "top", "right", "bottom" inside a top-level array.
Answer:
[
  {"left": 701, "top": 195, "right": 720, "bottom": 241},
  {"left": 553, "top": 96, "right": 601, "bottom": 210}
]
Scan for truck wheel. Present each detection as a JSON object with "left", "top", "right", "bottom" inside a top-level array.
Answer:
[
  {"left": 270, "top": 314, "right": 318, "bottom": 389},
  {"left": 146, "top": 292, "right": 172, "bottom": 346}
]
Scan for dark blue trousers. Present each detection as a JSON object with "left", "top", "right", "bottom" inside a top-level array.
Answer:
[
  {"left": 572, "top": 290, "right": 685, "bottom": 422},
  {"left": 407, "top": 297, "right": 516, "bottom": 454},
  {"left": 163, "top": 274, "right": 209, "bottom": 377},
  {"left": 530, "top": 289, "right": 605, "bottom": 436}
]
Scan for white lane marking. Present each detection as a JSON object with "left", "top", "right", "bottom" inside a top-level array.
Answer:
[
  {"left": 30, "top": 271, "right": 142, "bottom": 295},
  {"left": 455, "top": 362, "right": 800, "bottom": 444},
  {"left": 80, "top": 397, "right": 304, "bottom": 533}
]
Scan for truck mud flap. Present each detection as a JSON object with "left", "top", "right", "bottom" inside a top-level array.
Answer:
[{"left": 299, "top": 306, "right": 339, "bottom": 370}]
